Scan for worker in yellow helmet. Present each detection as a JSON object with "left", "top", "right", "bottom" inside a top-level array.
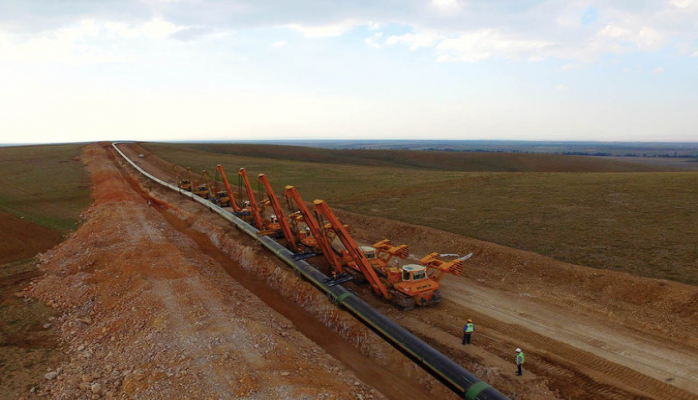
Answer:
[{"left": 462, "top": 319, "right": 474, "bottom": 345}]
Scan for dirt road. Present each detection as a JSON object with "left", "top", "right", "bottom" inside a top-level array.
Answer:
[{"left": 27, "top": 142, "right": 696, "bottom": 399}]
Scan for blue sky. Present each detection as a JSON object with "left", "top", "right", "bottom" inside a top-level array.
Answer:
[{"left": 1, "top": 0, "right": 697, "bottom": 144}]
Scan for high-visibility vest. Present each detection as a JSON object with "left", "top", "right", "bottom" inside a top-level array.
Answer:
[
  {"left": 465, "top": 323, "right": 474, "bottom": 333},
  {"left": 516, "top": 352, "right": 525, "bottom": 365}
]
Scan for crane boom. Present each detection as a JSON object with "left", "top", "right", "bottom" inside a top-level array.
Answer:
[
  {"left": 283, "top": 186, "right": 343, "bottom": 271},
  {"left": 258, "top": 174, "right": 298, "bottom": 252},
  {"left": 238, "top": 168, "right": 264, "bottom": 230},
  {"left": 202, "top": 170, "right": 214, "bottom": 199},
  {"left": 216, "top": 165, "right": 241, "bottom": 213},
  {"left": 313, "top": 200, "right": 390, "bottom": 299},
  {"left": 186, "top": 167, "right": 193, "bottom": 191},
  {"left": 172, "top": 164, "right": 191, "bottom": 191}
]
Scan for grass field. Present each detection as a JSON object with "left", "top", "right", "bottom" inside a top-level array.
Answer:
[
  {"left": 0, "top": 144, "right": 91, "bottom": 234},
  {"left": 0, "top": 144, "right": 89, "bottom": 398},
  {"left": 170, "top": 142, "right": 681, "bottom": 172},
  {"left": 142, "top": 142, "right": 697, "bottom": 286}
]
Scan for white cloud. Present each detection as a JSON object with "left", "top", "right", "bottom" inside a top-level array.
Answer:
[
  {"left": 593, "top": 23, "right": 667, "bottom": 55},
  {"left": 0, "top": 20, "right": 125, "bottom": 65},
  {"left": 434, "top": 29, "right": 552, "bottom": 62},
  {"left": 670, "top": 0, "right": 695, "bottom": 8},
  {"left": 367, "top": 22, "right": 382, "bottom": 31},
  {"left": 365, "top": 32, "right": 382, "bottom": 49},
  {"left": 386, "top": 31, "right": 443, "bottom": 51},
  {"left": 555, "top": 16, "right": 580, "bottom": 28},
  {"left": 651, "top": 67, "right": 664, "bottom": 74},
  {"left": 272, "top": 40, "right": 287, "bottom": 47},
  {"left": 287, "top": 20, "right": 357, "bottom": 38},
  {"left": 430, "top": 0, "right": 462, "bottom": 13},
  {"left": 693, "top": 50, "right": 698, "bottom": 57},
  {"left": 104, "top": 18, "right": 182, "bottom": 39},
  {"left": 0, "top": 17, "right": 190, "bottom": 66},
  {"left": 555, "top": 84, "right": 569, "bottom": 91}
]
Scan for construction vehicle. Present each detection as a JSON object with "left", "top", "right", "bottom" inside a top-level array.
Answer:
[
  {"left": 283, "top": 186, "right": 345, "bottom": 269},
  {"left": 202, "top": 169, "right": 231, "bottom": 207},
  {"left": 202, "top": 170, "right": 216, "bottom": 199},
  {"left": 360, "top": 239, "right": 411, "bottom": 277},
  {"left": 191, "top": 170, "right": 210, "bottom": 199},
  {"left": 211, "top": 168, "right": 231, "bottom": 207},
  {"left": 313, "top": 199, "right": 453, "bottom": 310},
  {"left": 172, "top": 165, "right": 192, "bottom": 191},
  {"left": 238, "top": 168, "right": 280, "bottom": 236},
  {"left": 258, "top": 174, "right": 299, "bottom": 252},
  {"left": 216, "top": 164, "right": 247, "bottom": 215}
]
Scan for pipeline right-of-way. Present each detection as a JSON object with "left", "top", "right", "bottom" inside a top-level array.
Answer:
[{"left": 113, "top": 142, "right": 510, "bottom": 400}]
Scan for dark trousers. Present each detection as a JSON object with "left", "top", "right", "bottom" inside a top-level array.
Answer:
[
  {"left": 462, "top": 333, "right": 471, "bottom": 345},
  {"left": 517, "top": 364, "right": 523, "bottom": 376}
]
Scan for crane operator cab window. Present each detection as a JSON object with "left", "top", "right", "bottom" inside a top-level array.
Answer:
[
  {"left": 361, "top": 246, "right": 377, "bottom": 260},
  {"left": 402, "top": 265, "right": 427, "bottom": 282}
]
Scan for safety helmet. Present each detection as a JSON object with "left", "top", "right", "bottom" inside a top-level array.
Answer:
[
  {"left": 467, "top": 319, "right": 472, "bottom": 322},
  {"left": 516, "top": 348, "right": 521, "bottom": 353}
]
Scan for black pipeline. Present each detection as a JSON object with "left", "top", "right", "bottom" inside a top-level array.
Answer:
[{"left": 113, "top": 143, "right": 509, "bottom": 400}]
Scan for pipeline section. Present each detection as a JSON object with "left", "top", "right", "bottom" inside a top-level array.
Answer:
[{"left": 112, "top": 142, "right": 509, "bottom": 400}]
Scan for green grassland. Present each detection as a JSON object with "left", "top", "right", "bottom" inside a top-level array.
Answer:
[
  {"left": 0, "top": 144, "right": 91, "bottom": 234},
  {"left": 142, "top": 142, "right": 697, "bottom": 286}
]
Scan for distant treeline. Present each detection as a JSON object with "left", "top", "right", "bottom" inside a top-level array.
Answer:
[
  {"left": 222, "top": 140, "right": 698, "bottom": 158},
  {"left": 558, "top": 151, "right": 697, "bottom": 158},
  {"left": 415, "top": 148, "right": 698, "bottom": 158}
]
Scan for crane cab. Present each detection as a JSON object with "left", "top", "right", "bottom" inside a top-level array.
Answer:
[
  {"left": 178, "top": 179, "right": 191, "bottom": 191},
  {"left": 401, "top": 264, "right": 428, "bottom": 282},
  {"left": 361, "top": 246, "right": 377, "bottom": 260}
]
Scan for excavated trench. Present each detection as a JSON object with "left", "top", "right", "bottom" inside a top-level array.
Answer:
[
  {"left": 113, "top": 147, "right": 454, "bottom": 399},
  {"left": 158, "top": 207, "right": 435, "bottom": 400}
]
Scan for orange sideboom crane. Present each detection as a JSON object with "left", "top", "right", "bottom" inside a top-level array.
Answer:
[
  {"left": 313, "top": 199, "right": 391, "bottom": 300},
  {"left": 283, "top": 186, "right": 343, "bottom": 272},
  {"left": 202, "top": 170, "right": 215, "bottom": 199},
  {"left": 186, "top": 167, "right": 194, "bottom": 192},
  {"left": 238, "top": 168, "right": 265, "bottom": 230},
  {"left": 215, "top": 164, "right": 242, "bottom": 213},
  {"left": 172, "top": 164, "right": 191, "bottom": 191},
  {"left": 258, "top": 174, "right": 298, "bottom": 252}
]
